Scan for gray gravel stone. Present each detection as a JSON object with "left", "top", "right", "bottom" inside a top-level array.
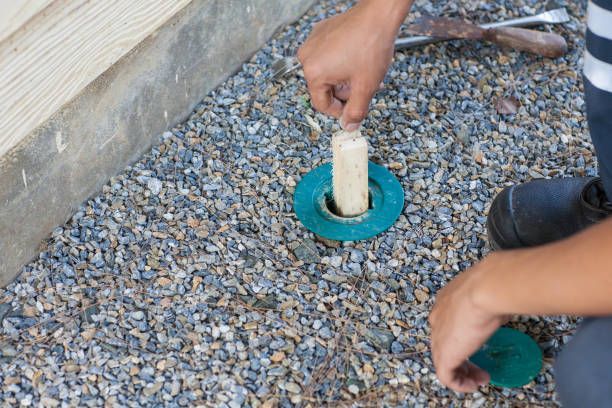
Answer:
[
  {"left": 293, "top": 238, "right": 320, "bottom": 263},
  {"left": 0, "top": 0, "right": 587, "bottom": 406},
  {"left": 147, "top": 178, "right": 163, "bottom": 195}
]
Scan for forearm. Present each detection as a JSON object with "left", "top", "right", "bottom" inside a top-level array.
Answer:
[
  {"left": 474, "top": 218, "right": 612, "bottom": 316},
  {"left": 358, "top": 0, "right": 414, "bottom": 32}
]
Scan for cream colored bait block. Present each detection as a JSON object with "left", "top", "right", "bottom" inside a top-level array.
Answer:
[{"left": 331, "top": 130, "right": 369, "bottom": 217}]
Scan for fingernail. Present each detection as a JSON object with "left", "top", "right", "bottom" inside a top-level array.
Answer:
[{"left": 341, "top": 121, "right": 360, "bottom": 132}]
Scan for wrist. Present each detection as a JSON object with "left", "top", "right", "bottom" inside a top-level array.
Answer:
[
  {"left": 468, "top": 251, "right": 512, "bottom": 317},
  {"left": 357, "top": 0, "right": 413, "bottom": 31}
]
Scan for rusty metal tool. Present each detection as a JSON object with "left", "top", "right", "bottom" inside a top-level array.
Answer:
[
  {"left": 404, "top": 16, "right": 567, "bottom": 58},
  {"left": 270, "top": 8, "right": 569, "bottom": 81},
  {"left": 394, "top": 7, "right": 569, "bottom": 50}
]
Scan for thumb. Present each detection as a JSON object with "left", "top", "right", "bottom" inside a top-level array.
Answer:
[{"left": 340, "top": 85, "right": 374, "bottom": 131}]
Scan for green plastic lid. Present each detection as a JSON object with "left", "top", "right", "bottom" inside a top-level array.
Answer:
[{"left": 470, "top": 327, "right": 543, "bottom": 388}]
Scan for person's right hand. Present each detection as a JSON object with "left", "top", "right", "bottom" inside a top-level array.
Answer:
[{"left": 297, "top": 0, "right": 411, "bottom": 131}]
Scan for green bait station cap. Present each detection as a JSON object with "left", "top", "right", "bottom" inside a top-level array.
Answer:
[{"left": 293, "top": 162, "right": 404, "bottom": 241}]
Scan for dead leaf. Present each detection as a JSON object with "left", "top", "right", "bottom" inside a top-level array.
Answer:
[
  {"left": 23, "top": 305, "right": 38, "bottom": 317},
  {"left": 81, "top": 328, "right": 96, "bottom": 341},
  {"left": 279, "top": 299, "right": 296, "bottom": 310},
  {"left": 32, "top": 370, "right": 43, "bottom": 387},
  {"left": 414, "top": 289, "right": 429, "bottom": 303},
  {"left": 156, "top": 277, "right": 172, "bottom": 286},
  {"left": 497, "top": 54, "right": 510, "bottom": 65},
  {"left": 262, "top": 398, "right": 278, "bottom": 408},
  {"left": 192, "top": 276, "right": 203, "bottom": 292},
  {"left": 186, "top": 218, "right": 200, "bottom": 228},
  {"left": 396, "top": 319, "right": 410, "bottom": 329},
  {"left": 495, "top": 96, "right": 519, "bottom": 114},
  {"left": 195, "top": 227, "right": 209, "bottom": 238},
  {"left": 186, "top": 331, "right": 200, "bottom": 344},
  {"left": 151, "top": 231, "right": 168, "bottom": 239},
  {"left": 282, "top": 327, "right": 301, "bottom": 341},
  {"left": 304, "top": 114, "right": 321, "bottom": 133},
  {"left": 244, "top": 321, "right": 258, "bottom": 330},
  {"left": 304, "top": 114, "right": 321, "bottom": 142},
  {"left": 474, "top": 150, "right": 485, "bottom": 164},
  {"left": 270, "top": 351, "right": 285, "bottom": 363}
]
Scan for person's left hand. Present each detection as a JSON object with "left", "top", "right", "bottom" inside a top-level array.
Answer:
[{"left": 429, "top": 253, "right": 508, "bottom": 392}]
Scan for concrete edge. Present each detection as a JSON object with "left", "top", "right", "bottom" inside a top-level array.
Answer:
[{"left": 0, "top": 0, "right": 315, "bottom": 286}]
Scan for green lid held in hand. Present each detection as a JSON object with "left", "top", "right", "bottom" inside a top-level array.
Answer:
[{"left": 470, "top": 327, "right": 543, "bottom": 388}]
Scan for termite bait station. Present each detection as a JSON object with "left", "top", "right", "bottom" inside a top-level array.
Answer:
[{"left": 293, "top": 161, "right": 404, "bottom": 241}]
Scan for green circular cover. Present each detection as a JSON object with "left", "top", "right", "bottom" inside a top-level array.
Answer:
[
  {"left": 293, "top": 162, "right": 404, "bottom": 241},
  {"left": 470, "top": 327, "right": 543, "bottom": 388}
]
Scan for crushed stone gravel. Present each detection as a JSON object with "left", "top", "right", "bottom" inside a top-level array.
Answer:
[{"left": 0, "top": 0, "right": 590, "bottom": 406}]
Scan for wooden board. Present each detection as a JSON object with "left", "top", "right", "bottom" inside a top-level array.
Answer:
[
  {"left": 0, "top": 0, "right": 54, "bottom": 43},
  {"left": 0, "top": 0, "right": 191, "bottom": 157}
]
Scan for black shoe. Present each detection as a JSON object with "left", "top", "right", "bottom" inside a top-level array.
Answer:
[{"left": 487, "top": 177, "right": 612, "bottom": 250}]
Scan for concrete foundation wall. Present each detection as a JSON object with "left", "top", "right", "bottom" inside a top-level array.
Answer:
[{"left": 0, "top": 0, "right": 314, "bottom": 286}]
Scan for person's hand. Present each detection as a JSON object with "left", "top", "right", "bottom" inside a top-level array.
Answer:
[
  {"left": 429, "top": 253, "right": 508, "bottom": 392},
  {"left": 430, "top": 218, "right": 612, "bottom": 392},
  {"left": 297, "top": 0, "right": 410, "bottom": 130}
]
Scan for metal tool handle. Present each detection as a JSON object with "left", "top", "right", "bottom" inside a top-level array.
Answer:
[{"left": 394, "top": 8, "right": 568, "bottom": 50}]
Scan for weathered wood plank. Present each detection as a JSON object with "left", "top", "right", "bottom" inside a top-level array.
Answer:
[
  {"left": 0, "top": 0, "right": 191, "bottom": 157},
  {"left": 0, "top": 0, "right": 54, "bottom": 43}
]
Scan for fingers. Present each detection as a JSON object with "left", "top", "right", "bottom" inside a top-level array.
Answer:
[
  {"left": 309, "top": 83, "right": 344, "bottom": 118},
  {"left": 334, "top": 82, "right": 384, "bottom": 102},
  {"left": 456, "top": 361, "right": 490, "bottom": 392},
  {"left": 466, "top": 361, "right": 491, "bottom": 386},
  {"left": 300, "top": 56, "right": 376, "bottom": 126},
  {"left": 437, "top": 361, "right": 490, "bottom": 393},
  {"left": 340, "top": 84, "right": 375, "bottom": 131},
  {"left": 333, "top": 83, "right": 351, "bottom": 102}
]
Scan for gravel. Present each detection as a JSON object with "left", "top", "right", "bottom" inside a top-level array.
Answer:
[{"left": 0, "top": 0, "right": 590, "bottom": 406}]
